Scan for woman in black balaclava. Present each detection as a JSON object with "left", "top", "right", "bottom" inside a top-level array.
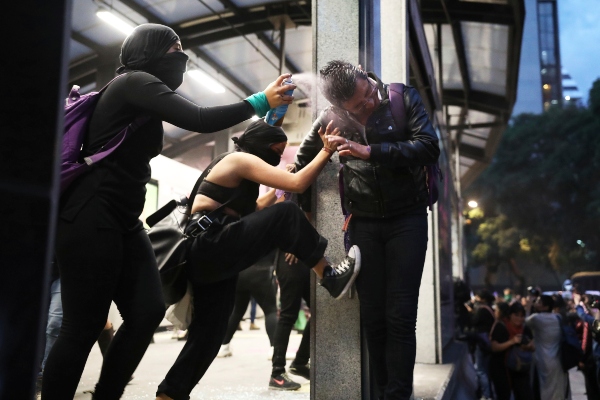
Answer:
[
  {"left": 44, "top": 23, "right": 295, "bottom": 400},
  {"left": 155, "top": 119, "right": 362, "bottom": 400}
]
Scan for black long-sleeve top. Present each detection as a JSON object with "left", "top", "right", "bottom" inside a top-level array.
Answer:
[{"left": 60, "top": 71, "right": 255, "bottom": 230}]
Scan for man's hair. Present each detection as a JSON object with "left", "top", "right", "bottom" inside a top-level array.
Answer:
[
  {"left": 475, "top": 289, "right": 495, "bottom": 305},
  {"left": 508, "top": 302, "right": 525, "bottom": 316},
  {"left": 319, "top": 60, "right": 368, "bottom": 107},
  {"left": 538, "top": 295, "right": 554, "bottom": 312}
]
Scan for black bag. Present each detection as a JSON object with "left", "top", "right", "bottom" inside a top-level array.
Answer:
[{"left": 146, "top": 153, "right": 230, "bottom": 306}]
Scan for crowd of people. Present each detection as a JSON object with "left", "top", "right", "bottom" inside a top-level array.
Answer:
[
  {"left": 457, "top": 282, "right": 600, "bottom": 400},
  {"left": 38, "top": 21, "right": 439, "bottom": 400}
]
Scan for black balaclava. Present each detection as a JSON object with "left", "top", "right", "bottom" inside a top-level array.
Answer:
[
  {"left": 117, "top": 23, "right": 189, "bottom": 90},
  {"left": 232, "top": 120, "right": 288, "bottom": 166}
]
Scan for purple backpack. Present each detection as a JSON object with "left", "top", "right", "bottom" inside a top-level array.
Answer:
[
  {"left": 389, "top": 83, "right": 441, "bottom": 211},
  {"left": 61, "top": 75, "right": 149, "bottom": 192}
]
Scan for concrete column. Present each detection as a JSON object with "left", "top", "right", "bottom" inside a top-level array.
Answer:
[
  {"left": 0, "top": 0, "right": 72, "bottom": 397},
  {"left": 311, "top": 1, "right": 362, "bottom": 399},
  {"left": 380, "top": 0, "right": 409, "bottom": 83}
]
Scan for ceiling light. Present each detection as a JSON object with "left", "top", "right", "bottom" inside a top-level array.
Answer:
[
  {"left": 187, "top": 70, "right": 226, "bottom": 93},
  {"left": 97, "top": 10, "right": 135, "bottom": 36}
]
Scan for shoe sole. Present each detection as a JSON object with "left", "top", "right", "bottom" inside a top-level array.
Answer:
[
  {"left": 288, "top": 369, "right": 310, "bottom": 380},
  {"left": 268, "top": 386, "right": 301, "bottom": 391},
  {"left": 335, "top": 246, "right": 361, "bottom": 300}
]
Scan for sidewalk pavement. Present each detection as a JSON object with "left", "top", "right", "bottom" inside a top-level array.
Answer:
[
  {"left": 75, "top": 319, "right": 308, "bottom": 400},
  {"left": 73, "top": 317, "right": 589, "bottom": 400}
]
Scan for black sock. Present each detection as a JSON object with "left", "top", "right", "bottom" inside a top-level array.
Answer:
[{"left": 323, "top": 265, "right": 333, "bottom": 276}]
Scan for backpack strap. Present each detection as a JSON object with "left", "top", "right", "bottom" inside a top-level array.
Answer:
[
  {"left": 388, "top": 82, "right": 441, "bottom": 211},
  {"left": 81, "top": 74, "right": 150, "bottom": 167},
  {"left": 388, "top": 83, "right": 407, "bottom": 137}
]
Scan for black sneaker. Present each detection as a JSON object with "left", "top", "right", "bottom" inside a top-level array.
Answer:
[
  {"left": 320, "top": 245, "right": 361, "bottom": 299},
  {"left": 289, "top": 362, "right": 310, "bottom": 380},
  {"left": 269, "top": 372, "right": 301, "bottom": 391}
]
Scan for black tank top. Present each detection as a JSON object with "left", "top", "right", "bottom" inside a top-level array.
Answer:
[{"left": 197, "top": 177, "right": 259, "bottom": 217}]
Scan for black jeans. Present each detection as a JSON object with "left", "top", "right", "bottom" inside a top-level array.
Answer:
[
  {"left": 222, "top": 253, "right": 278, "bottom": 345},
  {"left": 187, "top": 202, "right": 327, "bottom": 285},
  {"left": 158, "top": 202, "right": 326, "bottom": 399},
  {"left": 44, "top": 201, "right": 166, "bottom": 400},
  {"left": 272, "top": 249, "right": 311, "bottom": 376},
  {"left": 350, "top": 212, "right": 428, "bottom": 400},
  {"left": 157, "top": 277, "right": 238, "bottom": 400}
]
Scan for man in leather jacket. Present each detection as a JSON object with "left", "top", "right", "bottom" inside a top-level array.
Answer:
[{"left": 295, "top": 60, "right": 439, "bottom": 400}]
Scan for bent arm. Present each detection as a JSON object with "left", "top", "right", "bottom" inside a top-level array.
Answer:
[
  {"left": 237, "top": 150, "right": 333, "bottom": 193},
  {"left": 369, "top": 87, "right": 440, "bottom": 167},
  {"left": 491, "top": 339, "right": 515, "bottom": 353}
]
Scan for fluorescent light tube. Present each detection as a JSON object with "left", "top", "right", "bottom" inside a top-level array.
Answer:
[
  {"left": 97, "top": 10, "right": 135, "bottom": 35},
  {"left": 187, "top": 69, "right": 226, "bottom": 93}
]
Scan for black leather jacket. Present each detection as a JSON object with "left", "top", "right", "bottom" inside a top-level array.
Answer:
[{"left": 295, "top": 74, "right": 439, "bottom": 218}]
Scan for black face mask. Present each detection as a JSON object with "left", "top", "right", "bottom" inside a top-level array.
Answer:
[
  {"left": 252, "top": 148, "right": 281, "bottom": 166},
  {"left": 149, "top": 52, "right": 189, "bottom": 90}
]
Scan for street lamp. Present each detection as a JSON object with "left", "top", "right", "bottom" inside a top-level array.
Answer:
[{"left": 467, "top": 200, "right": 478, "bottom": 208}]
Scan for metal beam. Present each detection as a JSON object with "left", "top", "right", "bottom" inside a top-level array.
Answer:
[
  {"left": 459, "top": 142, "right": 487, "bottom": 162},
  {"left": 443, "top": 89, "right": 509, "bottom": 115},
  {"left": 189, "top": 47, "right": 253, "bottom": 96},
  {"left": 161, "top": 132, "right": 217, "bottom": 158},
  {"left": 177, "top": 2, "right": 310, "bottom": 39},
  {"left": 447, "top": 122, "right": 502, "bottom": 130},
  {"left": 71, "top": 31, "right": 104, "bottom": 53},
  {"left": 216, "top": 0, "right": 301, "bottom": 74},
  {"left": 182, "top": 21, "right": 274, "bottom": 47},
  {"left": 420, "top": 0, "right": 515, "bottom": 25}
]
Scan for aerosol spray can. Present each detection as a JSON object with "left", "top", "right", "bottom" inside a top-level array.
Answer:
[{"left": 265, "top": 78, "right": 294, "bottom": 127}]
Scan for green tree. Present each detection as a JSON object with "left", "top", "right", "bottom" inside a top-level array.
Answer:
[{"left": 466, "top": 79, "right": 600, "bottom": 276}]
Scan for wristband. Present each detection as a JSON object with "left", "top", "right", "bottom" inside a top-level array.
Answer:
[
  {"left": 321, "top": 147, "right": 334, "bottom": 155},
  {"left": 244, "top": 92, "right": 270, "bottom": 118}
]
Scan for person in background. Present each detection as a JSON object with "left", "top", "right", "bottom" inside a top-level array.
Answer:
[
  {"left": 294, "top": 59, "right": 439, "bottom": 400},
  {"left": 269, "top": 249, "right": 312, "bottom": 391},
  {"left": 526, "top": 295, "right": 570, "bottom": 400},
  {"left": 489, "top": 302, "right": 534, "bottom": 400},
  {"left": 155, "top": 119, "right": 360, "bottom": 400},
  {"left": 573, "top": 292, "right": 600, "bottom": 400},
  {"left": 44, "top": 23, "right": 295, "bottom": 400},
  {"left": 249, "top": 297, "right": 260, "bottom": 330},
  {"left": 503, "top": 287, "right": 513, "bottom": 303},
  {"left": 465, "top": 289, "right": 495, "bottom": 400},
  {"left": 217, "top": 251, "right": 278, "bottom": 358}
]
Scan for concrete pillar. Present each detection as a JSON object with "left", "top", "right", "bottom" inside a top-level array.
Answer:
[
  {"left": 0, "top": 0, "right": 72, "bottom": 397},
  {"left": 311, "top": 1, "right": 362, "bottom": 399}
]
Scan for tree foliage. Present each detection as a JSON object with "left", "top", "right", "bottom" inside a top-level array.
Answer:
[{"left": 465, "top": 79, "right": 600, "bottom": 275}]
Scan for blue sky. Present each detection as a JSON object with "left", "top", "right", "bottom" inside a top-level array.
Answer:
[{"left": 559, "top": 0, "right": 600, "bottom": 105}]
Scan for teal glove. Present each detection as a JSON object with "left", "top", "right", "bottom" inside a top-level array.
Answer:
[{"left": 245, "top": 92, "right": 270, "bottom": 118}]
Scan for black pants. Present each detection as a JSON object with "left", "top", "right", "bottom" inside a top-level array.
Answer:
[
  {"left": 272, "top": 249, "right": 311, "bottom": 376},
  {"left": 157, "top": 202, "right": 326, "bottom": 399},
  {"left": 350, "top": 212, "right": 428, "bottom": 400},
  {"left": 222, "top": 252, "right": 278, "bottom": 345},
  {"left": 490, "top": 362, "right": 533, "bottom": 400},
  {"left": 44, "top": 200, "right": 166, "bottom": 400}
]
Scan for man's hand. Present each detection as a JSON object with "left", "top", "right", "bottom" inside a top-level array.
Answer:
[
  {"left": 284, "top": 253, "right": 299, "bottom": 265},
  {"left": 326, "top": 135, "right": 371, "bottom": 160}
]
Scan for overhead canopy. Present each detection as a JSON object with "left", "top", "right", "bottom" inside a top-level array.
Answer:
[
  {"left": 421, "top": 0, "right": 524, "bottom": 188},
  {"left": 68, "top": 0, "right": 524, "bottom": 187}
]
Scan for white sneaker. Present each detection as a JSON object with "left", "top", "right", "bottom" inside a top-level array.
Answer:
[{"left": 217, "top": 343, "right": 232, "bottom": 358}]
